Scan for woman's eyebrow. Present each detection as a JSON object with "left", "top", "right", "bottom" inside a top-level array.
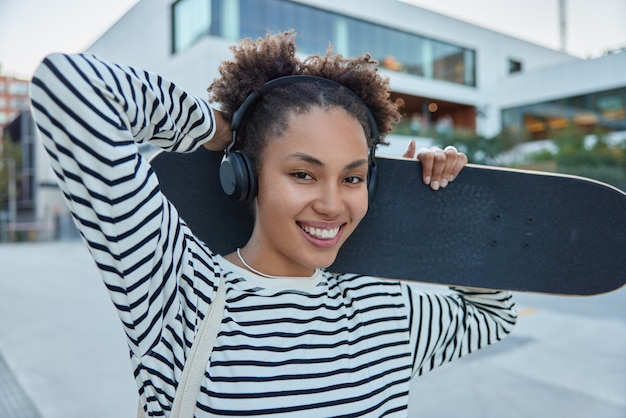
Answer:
[
  {"left": 287, "top": 152, "right": 368, "bottom": 171},
  {"left": 287, "top": 152, "right": 324, "bottom": 167},
  {"left": 344, "top": 159, "right": 368, "bottom": 171}
]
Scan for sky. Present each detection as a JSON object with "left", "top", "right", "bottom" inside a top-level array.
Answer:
[{"left": 0, "top": 0, "right": 624, "bottom": 79}]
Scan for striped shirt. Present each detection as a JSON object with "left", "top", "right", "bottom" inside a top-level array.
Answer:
[{"left": 30, "top": 53, "right": 516, "bottom": 417}]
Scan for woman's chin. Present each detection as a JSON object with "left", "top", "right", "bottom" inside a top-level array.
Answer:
[{"left": 309, "top": 249, "right": 341, "bottom": 270}]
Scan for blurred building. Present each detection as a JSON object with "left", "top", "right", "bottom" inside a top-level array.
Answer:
[
  {"left": 0, "top": 73, "right": 30, "bottom": 134},
  {"left": 82, "top": 0, "right": 625, "bottom": 144},
  {"left": 13, "top": 0, "right": 626, "bottom": 240},
  {"left": 0, "top": 71, "right": 38, "bottom": 240},
  {"left": 1, "top": 110, "right": 73, "bottom": 241}
]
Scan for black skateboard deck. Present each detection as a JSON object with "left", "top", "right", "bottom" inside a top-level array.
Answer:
[{"left": 150, "top": 148, "right": 626, "bottom": 295}]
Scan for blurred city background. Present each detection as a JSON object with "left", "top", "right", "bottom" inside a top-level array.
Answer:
[
  {"left": 1, "top": 0, "right": 625, "bottom": 242},
  {"left": 0, "top": 0, "right": 624, "bottom": 417}
]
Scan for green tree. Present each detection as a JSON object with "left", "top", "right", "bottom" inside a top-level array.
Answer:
[
  {"left": 530, "top": 124, "right": 626, "bottom": 190},
  {"left": 432, "top": 122, "right": 625, "bottom": 190},
  {"left": 431, "top": 127, "right": 517, "bottom": 165}
]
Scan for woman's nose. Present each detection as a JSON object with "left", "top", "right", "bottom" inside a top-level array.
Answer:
[{"left": 311, "top": 183, "right": 344, "bottom": 218}]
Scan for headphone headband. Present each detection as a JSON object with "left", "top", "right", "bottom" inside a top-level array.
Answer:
[
  {"left": 230, "top": 75, "right": 380, "bottom": 144},
  {"left": 220, "top": 75, "right": 380, "bottom": 202}
]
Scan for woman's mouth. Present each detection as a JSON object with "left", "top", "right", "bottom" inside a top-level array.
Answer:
[{"left": 300, "top": 224, "right": 341, "bottom": 240}]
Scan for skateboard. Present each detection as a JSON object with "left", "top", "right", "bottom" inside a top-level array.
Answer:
[{"left": 149, "top": 148, "right": 626, "bottom": 295}]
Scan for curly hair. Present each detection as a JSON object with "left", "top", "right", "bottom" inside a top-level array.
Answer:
[{"left": 208, "top": 31, "right": 400, "bottom": 171}]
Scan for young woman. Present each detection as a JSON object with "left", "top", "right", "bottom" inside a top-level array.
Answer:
[{"left": 30, "top": 32, "right": 516, "bottom": 417}]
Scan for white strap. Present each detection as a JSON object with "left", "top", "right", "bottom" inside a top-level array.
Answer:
[{"left": 137, "top": 280, "right": 226, "bottom": 417}]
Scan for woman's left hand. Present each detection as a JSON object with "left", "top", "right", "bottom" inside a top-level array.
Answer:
[{"left": 403, "top": 140, "right": 468, "bottom": 190}]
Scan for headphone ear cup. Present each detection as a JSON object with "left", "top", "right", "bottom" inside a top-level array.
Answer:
[
  {"left": 367, "top": 160, "right": 378, "bottom": 202},
  {"left": 219, "top": 150, "right": 257, "bottom": 202},
  {"left": 241, "top": 150, "right": 258, "bottom": 201}
]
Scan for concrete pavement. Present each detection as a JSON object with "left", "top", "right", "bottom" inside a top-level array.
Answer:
[
  {"left": 0, "top": 242, "right": 136, "bottom": 418},
  {"left": 1, "top": 241, "right": 624, "bottom": 418}
]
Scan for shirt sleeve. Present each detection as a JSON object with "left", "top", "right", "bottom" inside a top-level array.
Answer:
[
  {"left": 30, "top": 53, "right": 220, "bottom": 356},
  {"left": 403, "top": 285, "right": 517, "bottom": 377}
]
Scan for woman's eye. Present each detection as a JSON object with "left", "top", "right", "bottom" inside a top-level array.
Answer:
[
  {"left": 345, "top": 176, "right": 364, "bottom": 184},
  {"left": 293, "top": 172, "right": 312, "bottom": 180}
]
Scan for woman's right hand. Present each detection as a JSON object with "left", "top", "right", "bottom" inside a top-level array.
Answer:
[{"left": 204, "top": 108, "right": 232, "bottom": 151}]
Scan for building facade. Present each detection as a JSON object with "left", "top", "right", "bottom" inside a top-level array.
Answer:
[
  {"left": 87, "top": 0, "right": 617, "bottom": 141},
  {"left": 0, "top": 72, "right": 36, "bottom": 240},
  {"left": 498, "top": 50, "right": 626, "bottom": 141},
  {"left": 17, "top": 0, "right": 626, "bottom": 240},
  {"left": 0, "top": 74, "right": 30, "bottom": 133}
]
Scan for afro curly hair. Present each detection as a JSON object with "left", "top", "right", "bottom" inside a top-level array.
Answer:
[{"left": 208, "top": 31, "right": 401, "bottom": 171}]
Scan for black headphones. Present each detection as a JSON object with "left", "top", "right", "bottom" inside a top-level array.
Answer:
[{"left": 219, "top": 75, "right": 380, "bottom": 202}]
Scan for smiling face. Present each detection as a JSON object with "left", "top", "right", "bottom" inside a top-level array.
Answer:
[{"left": 241, "top": 106, "right": 370, "bottom": 277}]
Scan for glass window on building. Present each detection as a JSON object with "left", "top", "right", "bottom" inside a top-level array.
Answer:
[
  {"left": 431, "top": 42, "right": 467, "bottom": 84},
  {"left": 508, "top": 58, "right": 522, "bottom": 74},
  {"left": 171, "top": 0, "right": 213, "bottom": 52},
  {"left": 502, "top": 87, "right": 626, "bottom": 141},
  {"left": 239, "top": 0, "right": 271, "bottom": 40},
  {"left": 10, "top": 98, "right": 30, "bottom": 110},
  {"left": 171, "top": 0, "right": 476, "bottom": 87},
  {"left": 8, "top": 81, "right": 28, "bottom": 95},
  {"left": 594, "top": 90, "right": 625, "bottom": 122},
  {"left": 238, "top": 0, "right": 335, "bottom": 53}
]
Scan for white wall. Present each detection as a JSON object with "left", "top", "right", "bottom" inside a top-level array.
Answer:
[
  {"left": 496, "top": 51, "right": 626, "bottom": 109},
  {"left": 87, "top": 0, "right": 171, "bottom": 73}
]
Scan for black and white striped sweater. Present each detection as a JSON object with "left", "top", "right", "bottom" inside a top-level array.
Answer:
[{"left": 30, "top": 53, "right": 516, "bottom": 417}]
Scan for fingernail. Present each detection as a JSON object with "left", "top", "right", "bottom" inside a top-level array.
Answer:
[
  {"left": 424, "top": 176, "right": 431, "bottom": 185},
  {"left": 441, "top": 178, "right": 448, "bottom": 188},
  {"left": 431, "top": 181, "right": 440, "bottom": 190}
]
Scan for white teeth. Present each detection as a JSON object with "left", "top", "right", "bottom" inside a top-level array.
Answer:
[{"left": 302, "top": 225, "right": 340, "bottom": 239}]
